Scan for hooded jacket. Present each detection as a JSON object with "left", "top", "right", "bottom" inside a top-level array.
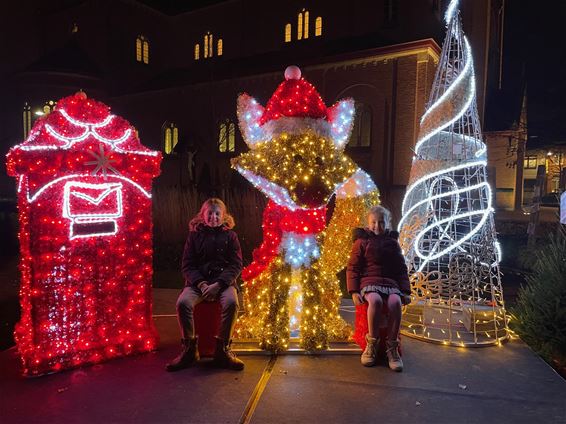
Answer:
[
  {"left": 346, "top": 228, "right": 410, "bottom": 295},
  {"left": 181, "top": 224, "right": 243, "bottom": 289}
]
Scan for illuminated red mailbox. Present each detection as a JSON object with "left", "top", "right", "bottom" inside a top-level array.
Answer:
[{"left": 6, "top": 92, "right": 161, "bottom": 376}]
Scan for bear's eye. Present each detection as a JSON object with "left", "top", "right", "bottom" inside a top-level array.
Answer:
[
  {"left": 294, "top": 154, "right": 304, "bottom": 162},
  {"left": 315, "top": 156, "right": 324, "bottom": 166}
]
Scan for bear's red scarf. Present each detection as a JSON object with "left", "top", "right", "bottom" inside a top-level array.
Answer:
[{"left": 242, "top": 200, "right": 327, "bottom": 281}]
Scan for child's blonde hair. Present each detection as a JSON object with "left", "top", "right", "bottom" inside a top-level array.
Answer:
[
  {"left": 189, "top": 198, "right": 235, "bottom": 231},
  {"left": 367, "top": 205, "right": 392, "bottom": 230}
]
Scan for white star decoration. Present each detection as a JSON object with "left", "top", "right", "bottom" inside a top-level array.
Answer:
[{"left": 86, "top": 144, "right": 119, "bottom": 178}]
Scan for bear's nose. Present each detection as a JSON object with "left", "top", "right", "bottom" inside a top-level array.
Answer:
[{"left": 294, "top": 176, "right": 330, "bottom": 208}]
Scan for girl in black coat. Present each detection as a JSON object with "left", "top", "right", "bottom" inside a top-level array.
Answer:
[{"left": 166, "top": 198, "right": 244, "bottom": 371}]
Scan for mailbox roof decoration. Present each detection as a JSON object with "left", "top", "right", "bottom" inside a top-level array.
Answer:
[
  {"left": 7, "top": 91, "right": 160, "bottom": 193},
  {"left": 6, "top": 92, "right": 161, "bottom": 376}
]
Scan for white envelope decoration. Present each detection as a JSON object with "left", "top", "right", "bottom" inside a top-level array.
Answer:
[{"left": 63, "top": 182, "right": 123, "bottom": 219}]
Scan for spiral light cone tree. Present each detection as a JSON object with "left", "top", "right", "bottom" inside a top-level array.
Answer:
[{"left": 398, "top": 0, "right": 508, "bottom": 346}]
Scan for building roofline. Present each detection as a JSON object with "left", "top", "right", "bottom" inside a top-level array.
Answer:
[
  {"left": 114, "top": 38, "right": 441, "bottom": 98},
  {"left": 307, "top": 38, "right": 441, "bottom": 70}
]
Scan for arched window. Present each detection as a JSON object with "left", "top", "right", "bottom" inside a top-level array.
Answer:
[
  {"left": 219, "top": 119, "right": 235, "bottom": 153},
  {"left": 204, "top": 32, "right": 214, "bottom": 58},
  {"left": 163, "top": 122, "right": 179, "bottom": 155},
  {"left": 315, "top": 17, "right": 322, "bottom": 36},
  {"left": 349, "top": 103, "right": 372, "bottom": 147},
  {"left": 200, "top": 33, "right": 219, "bottom": 59},
  {"left": 285, "top": 23, "right": 291, "bottom": 42},
  {"left": 204, "top": 34, "right": 209, "bottom": 58},
  {"left": 136, "top": 35, "right": 149, "bottom": 64},
  {"left": 23, "top": 103, "right": 31, "bottom": 139},
  {"left": 297, "top": 9, "right": 310, "bottom": 40},
  {"left": 217, "top": 38, "right": 223, "bottom": 56}
]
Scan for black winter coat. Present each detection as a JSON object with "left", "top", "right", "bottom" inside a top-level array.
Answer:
[{"left": 181, "top": 224, "right": 243, "bottom": 289}]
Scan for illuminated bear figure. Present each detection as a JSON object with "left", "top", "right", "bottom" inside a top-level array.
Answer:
[{"left": 232, "top": 66, "right": 380, "bottom": 351}]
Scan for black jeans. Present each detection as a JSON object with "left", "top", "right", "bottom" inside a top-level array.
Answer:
[{"left": 175, "top": 286, "right": 239, "bottom": 340}]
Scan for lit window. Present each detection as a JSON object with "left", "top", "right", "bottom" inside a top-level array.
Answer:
[
  {"left": 304, "top": 11, "right": 309, "bottom": 38},
  {"left": 524, "top": 156, "right": 538, "bottom": 169},
  {"left": 219, "top": 119, "right": 236, "bottom": 153},
  {"left": 23, "top": 103, "right": 31, "bottom": 139},
  {"left": 315, "top": 17, "right": 322, "bottom": 36},
  {"left": 219, "top": 122, "right": 226, "bottom": 152},
  {"left": 285, "top": 23, "right": 291, "bottom": 42},
  {"left": 164, "top": 128, "right": 171, "bottom": 154},
  {"left": 349, "top": 103, "right": 372, "bottom": 147},
  {"left": 200, "top": 33, "right": 218, "bottom": 59},
  {"left": 204, "top": 34, "right": 208, "bottom": 58},
  {"left": 195, "top": 44, "right": 200, "bottom": 60},
  {"left": 228, "top": 122, "right": 235, "bottom": 152},
  {"left": 217, "top": 38, "right": 223, "bottom": 56},
  {"left": 143, "top": 39, "right": 149, "bottom": 64},
  {"left": 136, "top": 38, "right": 142, "bottom": 62},
  {"left": 297, "top": 12, "right": 303, "bottom": 40},
  {"left": 136, "top": 35, "right": 149, "bottom": 64},
  {"left": 173, "top": 126, "right": 179, "bottom": 149},
  {"left": 163, "top": 122, "right": 179, "bottom": 154}
]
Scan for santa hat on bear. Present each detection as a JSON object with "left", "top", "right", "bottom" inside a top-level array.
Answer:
[{"left": 237, "top": 65, "right": 355, "bottom": 149}]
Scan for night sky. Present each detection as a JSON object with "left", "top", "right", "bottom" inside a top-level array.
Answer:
[{"left": 488, "top": 0, "right": 566, "bottom": 146}]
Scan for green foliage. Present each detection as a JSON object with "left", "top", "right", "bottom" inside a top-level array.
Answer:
[{"left": 511, "top": 226, "right": 566, "bottom": 367}]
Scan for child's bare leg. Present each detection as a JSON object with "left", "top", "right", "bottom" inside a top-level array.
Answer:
[
  {"left": 386, "top": 294, "right": 402, "bottom": 342},
  {"left": 365, "top": 292, "right": 384, "bottom": 338}
]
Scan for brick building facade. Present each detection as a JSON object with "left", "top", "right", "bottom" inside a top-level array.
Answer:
[{"left": 1, "top": 0, "right": 496, "bottom": 224}]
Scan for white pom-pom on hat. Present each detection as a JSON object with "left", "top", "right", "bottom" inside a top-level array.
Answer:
[{"left": 284, "top": 65, "right": 301, "bottom": 80}]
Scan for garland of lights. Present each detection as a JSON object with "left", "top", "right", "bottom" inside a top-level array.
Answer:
[
  {"left": 398, "top": 0, "right": 508, "bottom": 347},
  {"left": 6, "top": 92, "right": 161, "bottom": 375},
  {"left": 232, "top": 66, "right": 379, "bottom": 351}
]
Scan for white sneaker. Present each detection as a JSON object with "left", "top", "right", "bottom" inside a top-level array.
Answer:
[
  {"left": 386, "top": 340, "right": 403, "bottom": 372},
  {"left": 361, "top": 334, "right": 378, "bottom": 367}
]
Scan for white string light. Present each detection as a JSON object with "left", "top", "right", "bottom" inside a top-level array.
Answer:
[
  {"left": 399, "top": 0, "right": 507, "bottom": 346},
  {"left": 62, "top": 181, "right": 123, "bottom": 240},
  {"left": 26, "top": 173, "right": 152, "bottom": 203},
  {"left": 20, "top": 109, "right": 158, "bottom": 157}
]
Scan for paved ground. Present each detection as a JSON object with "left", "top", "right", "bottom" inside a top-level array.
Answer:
[{"left": 1, "top": 288, "right": 565, "bottom": 424}]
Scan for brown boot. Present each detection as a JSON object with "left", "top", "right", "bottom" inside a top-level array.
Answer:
[
  {"left": 386, "top": 339, "right": 403, "bottom": 372},
  {"left": 361, "top": 334, "right": 378, "bottom": 367},
  {"left": 213, "top": 337, "right": 244, "bottom": 370},
  {"left": 166, "top": 337, "right": 199, "bottom": 372}
]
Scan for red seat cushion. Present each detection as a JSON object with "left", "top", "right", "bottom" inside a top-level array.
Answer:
[
  {"left": 353, "top": 302, "right": 402, "bottom": 356},
  {"left": 194, "top": 301, "right": 221, "bottom": 357}
]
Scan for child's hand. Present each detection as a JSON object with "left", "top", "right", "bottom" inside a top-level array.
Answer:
[
  {"left": 352, "top": 293, "right": 364, "bottom": 306},
  {"left": 202, "top": 282, "right": 221, "bottom": 300},
  {"left": 197, "top": 281, "right": 209, "bottom": 291}
]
